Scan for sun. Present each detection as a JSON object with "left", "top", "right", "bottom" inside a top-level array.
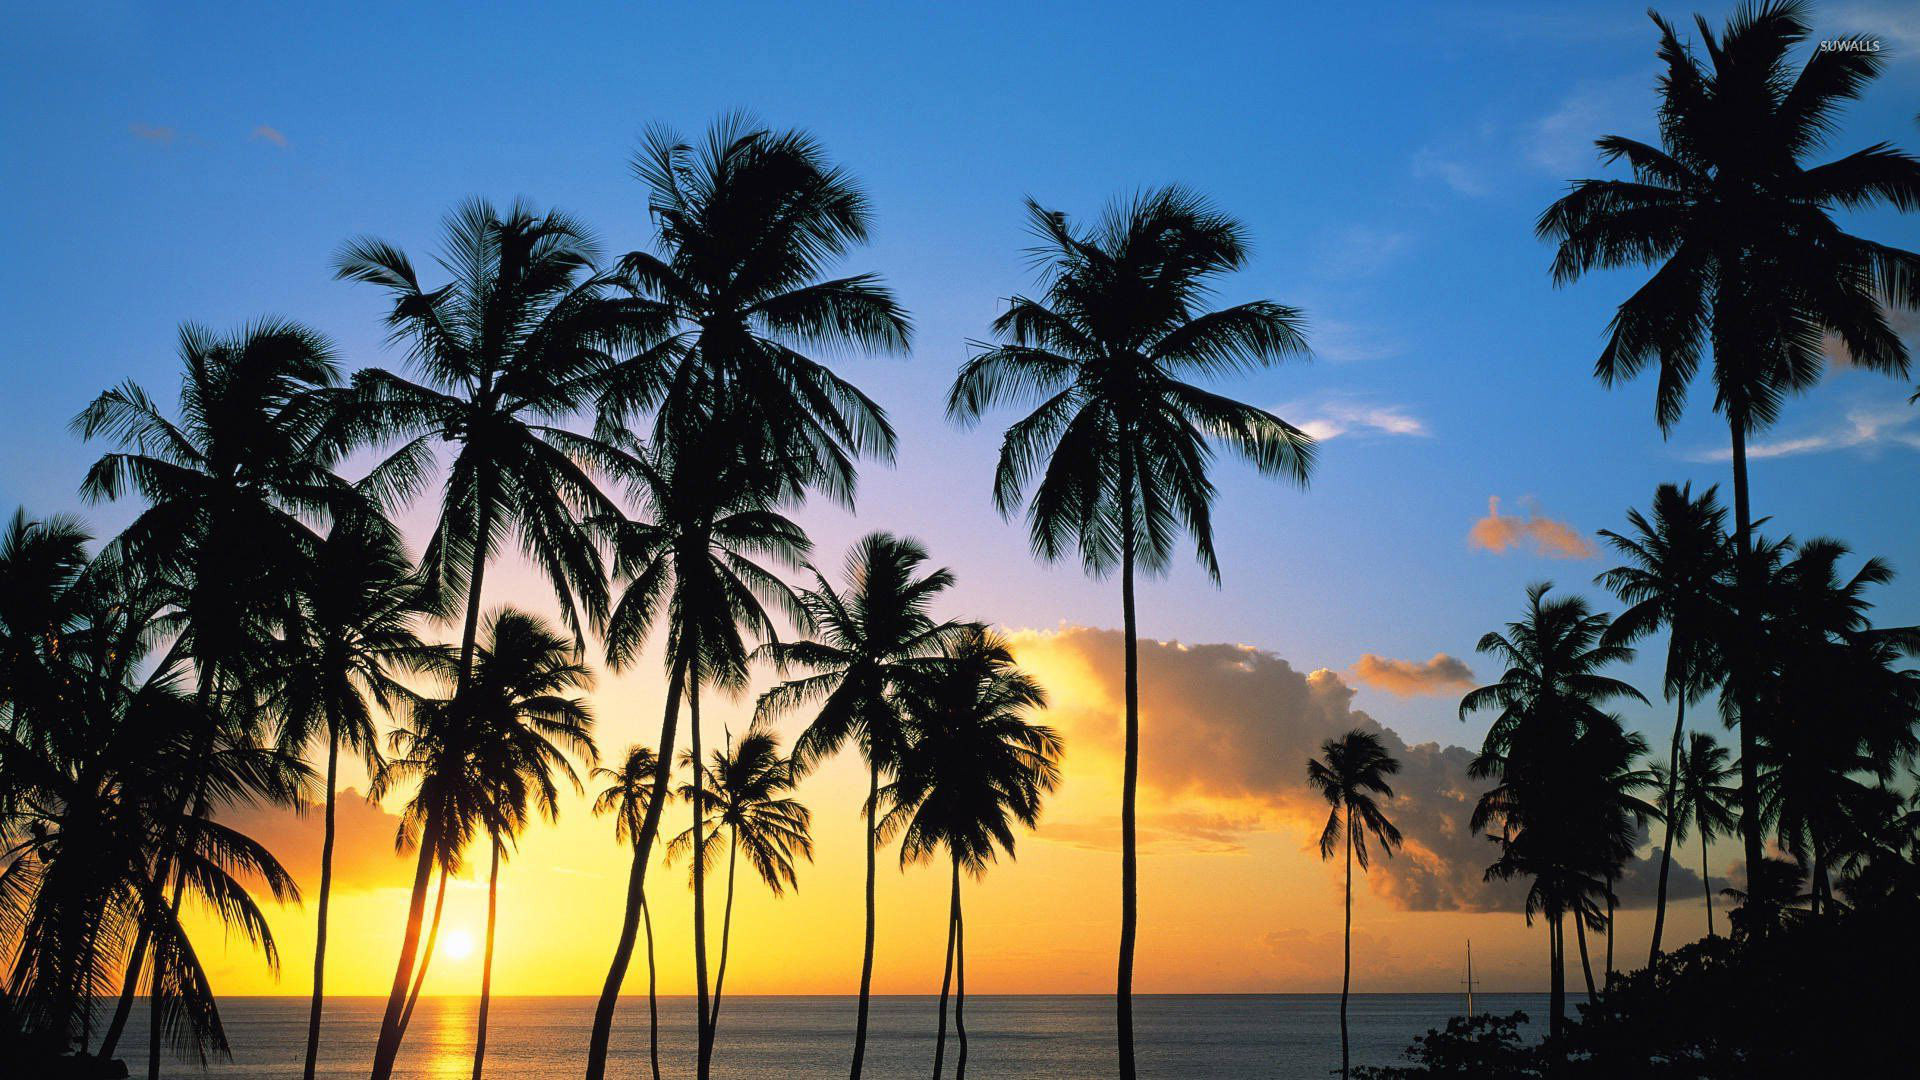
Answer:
[{"left": 441, "top": 929, "right": 475, "bottom": 961}]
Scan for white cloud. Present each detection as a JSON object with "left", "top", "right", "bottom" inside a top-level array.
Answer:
[
  {"left": 1291, "top": 400, "right": 1430, "bottom": 442},
  {"left": 1689, "top": 406, "right": 1920, "bottom": 462},
  {"left": 1828, "top": 3, "right": 1920, "bottom": 59},
  {"left": 1310, "top": 319, "right": 1404, "bottom": 365}
]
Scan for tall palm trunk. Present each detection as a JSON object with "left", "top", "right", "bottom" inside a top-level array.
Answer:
[
  {"left": 1116, "top": 448, "right": 1140, "bottom": 1080},
  {"left": 472, "top": 839, "right": 501, "bottom": 1080},
  {"left": 645, "top": 896, "right": 660, "bottom": 1080},
  {"left": 690, "top": 671, "right": 713, "bottom": 1080},
  {"left": 954, "top": 881, "right": 968, "bottom": 1080},
  {"left": 933, "top": 860, "right": 959, "bottom": 1080},
  {"left": 1574, "top": 915, "right": 1596, "bottom": 1004},
  {"left": 1701, "top": 828, "right": 1716, "bottom": 937},
  {"left": 1547, "top": 912, "right": 1565, "bottom": 1041},
  {"left": 1647, "top": 695, "right": 1686, "bottom": 964},
  {"left": 1604, "top": 877, "right": 1615, "bottom": 991},
  {"left": 850, "top": 758, "right": 880, "bottom": 1080},
  {"left": 400, "top": 867, "right": 451, "bottom": 1035},
  {"left": 708, "top": 829, "right": 739, "bottom": 1044},
  {"left": 585, "top": 656, "right": 687, "bottom": 1080},
  {"left": 1340, "top": 807, "right": 1353, "bottom": 1080},
  {"left": 369, "top": 815, "right": 444, "bottom": 1080},
  {"left": 303, "top": 716, "right": 342, "bottom": 1080},
  {"left": 1726, "top": 409, "right": 1764, "bottom": 899}
]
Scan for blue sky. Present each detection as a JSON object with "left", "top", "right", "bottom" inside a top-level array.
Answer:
[{"left": 4, "top": 0, "right": 1918, "bottom": 757}]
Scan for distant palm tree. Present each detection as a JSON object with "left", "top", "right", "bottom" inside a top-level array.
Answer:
[
  {"left": 451, "top": 610, "right": 596, "bottom": 1080},
  {"left": 757, "top": 533, "right": 961, "bottom": 1078},
  {"left": 586, "top": 417, "right": 807, "bottom": 1080},
  {"left": 331, "top": 200, "right": 645, "bottom": 1080},
  {"left": 882, "top": 628, "right": 1060, "bottom": 1080},
  {"left": 1658, "top": 731, "right": 1739, "bottom": 937},
  {"left": 669, "top": 722, "right": 813, "bottom": 1056},
  {"left": 592, "top": 744, "right": 666, "bottom": 1080},
  {"left": 269, "top": 507, "right": 441, "bottom": 1080},
  {"left": 1537, "top": 0, "right": 1920, "bottom": 885},
  {"left": 604, "top": 115, "right": 911, "bottom": 511},
  {"left": 1596, "top": 482, "right": 1730, "bottom": 963},
  {"left": 946, "top": 189, "right": 1312, "bottom": 1078},
  {"left": 1306, "top": 730, "right": 1403, "bottom": 1080},
  {"left": 1463, "top": 584, "right": 1645, "bottom": 1039}
]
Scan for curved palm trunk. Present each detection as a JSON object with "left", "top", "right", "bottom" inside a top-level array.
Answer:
[
  {"left": 1727, "top": 413, "right": 1764, "bottom": 899},
  {"left": 954, "top": 887, "right": 968, "bottom": 1080},
  {"left": 1648, "top": 696, "right": 1686, "bottom": 965},
  {"left": 850, "top": 759, "right": 880, "bottom": 1080},
  {"left": 933, "top": 860, "right": 959, "bottom": 1080},
  {"left": 1574, "top": 915, "right": 1596, "bottom": 1004},
  {"left": 1701, "top": 828, "right": 1715, "bottom": 937},
  {"left": 369, "top": 816, "right": 443, "bottom": 1080},
  {"left": 1116, "top": 454, "right": 1141, "bottom": 1080},
  {"left": 690, "top": 673, "right": 713, "bottom": 1080},
  {"left": 471, "top": 840, "right": 501, "bottom": 1080},
  {"left": 645, "top": 896, "right": 660, "bottom": 1080},
  {"left": 400, "top": 867, "right": 451, "bottom": 1036},
  {"left": 708, "top": 829, "right": 740, "bottom": 1046},
  {"left": 303, "top": 719, "right": 342, "bottom": 1080},
  {"left": 584, "top": 656, "right": 687, "bottom": 1080},
  {"left": 97, "top": 897, "right": 152, "bottom": 1059},
  {"left": 1340, "top": 808, "right": 1353, "bottom": 1080}
]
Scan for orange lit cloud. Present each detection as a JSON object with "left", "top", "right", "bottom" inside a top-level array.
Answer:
[
  {"left": 251, "top": 124, "right": 289, "bottom": 147},
  {"left": 1468, "top": 496, "right": 1595, "bottom": 558},
  {"left": 1348, "top": 653, "right": 1476, "bottom": 697},
  {"left": 215, "top": 787, "right": 414, "bottom": 896}
]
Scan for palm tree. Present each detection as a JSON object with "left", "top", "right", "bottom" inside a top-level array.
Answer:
[
  {"left": 331, "top": 200, "right": 645, "bottom": 1080},
  {"left": 592, "top": 744, "right": 666, "bottom": 1080},
  {"left": 72, "top": 320, "right": 343, "bottom": 1064},
  {"left": 757, "top": 533, "right": 962, "bottom": 1079},
  {"left": 668, "top": 722, "right": 813, "bottom": 1059},
  {"left": 268, "top": 506, "right": 441, "bottom": 1080},
  {"left": 1658, "top": 731, "right": 1739, "bottom": 938},
  {"left": 1537, "top": 0, "right": 1920, "bottom": 886},
  {"left": 946, "top": 187, "right": 1312, "bottom": 1079},
  {"left": 1306, "top": 730, "right": 1403, "bottom": 1080},
  {"left": 881, "top": 627, "right": 1060, "bottom": 1080},
  {"left": 453, "top": 609, "right": 596, "bottom": 1080},
  {"left": 1596, "top": 482, "right": 1730, "bottom": 963},
  {"left": 585, "top": 418, "right": 807, "bottom": 1080},
  {"left": 604, "top": 115, "right": 911, "bottom": 509},
  {"left": 1463, "top": 584, "right": 1645, "bottom": 1040}
]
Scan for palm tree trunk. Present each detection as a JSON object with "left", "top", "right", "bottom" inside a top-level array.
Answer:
[
  {"left": 1116, "top": 448, "right": 1140, "bottom": 1080},
  {"left": 400, "top": 866, "right": 451, "bottom": 1036},
  {"left": 933, "top": 859, "right": 958, "bottom": 1080},
  {"left": 690, "top": 671, "right": 713, "bottom": 1080},
  {"left": 1340, "top": 808, "right": 1353, "bottom": 1080},
  {"left": 1604, "top": 876, "right": 1615, "bottom": 991},
  {"left": 303, "top": 717, "right": 341, "bottom": 1080},
  {"left": 454, "top": 470, "right": 498, "bottom": 694},
  {"left": 471, "top": 839, "right": 500, "bottom": 1080},
  {"left": 708, "top": 828, "right": 740, "bottom": 1054},
  {"left": 1548, "top": 912, "right": 1565, "bottom": 1042},
  {"left": 645, "top": 895, "right": 660, "bottom": 1080},
  {"left": 1702, "top": 827, "right": 1716, "bottom": 938},
  {"left": 370, "top": 816, "right": 443, "bottom": 1080},
  {"left": 955, "top": 881, "right": 968, "bottom": 1080},
  {"left": 1648, "top": 694, "right": 1686, "bottom": 965},
  {"left": 585, "top": 655, "right": 687, "bottom": 1080},
  {"left": 850, "top": 758, "right": 880, "bottom": 1080},
  {"left": 1726, "top": 411, "right": 1764, "bottom": 900},
  {"left": 97, "top": 902, "right": 152, "bottom": 1059},
  {"left": 1574, "top": 915, "right": 1596, "bottom": 1004}
]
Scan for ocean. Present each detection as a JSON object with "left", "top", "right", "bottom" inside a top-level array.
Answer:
[{"left": 105, "top": 994, "right": 1555, "bottom": 1078}]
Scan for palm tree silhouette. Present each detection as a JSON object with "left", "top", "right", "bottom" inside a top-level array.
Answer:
[
  {"left": 331, "top": 200, "right": 644, "bottom": 1079},
  {"left": 269, "top": 506, "right": 442, "bottom": 1080},
  {"left": 587, "top": 417, "right": 807, "bottom": 1080},
  {"left": 881, "top": 627, "right": 1061, "bottom": 1080},
  {"left": 757, "top": 533, "right": 962, "bottom": 1079},
  {"left": 603, "top": 115, "right": 910, "bottom": 513},
  {"left": 669, "top": 722, "right": 813, "bottom": 1057},
  {"left": 945, "top": 189, "right": 1312, "bottom": 1077},
  {"left": 1463, "top": 584, "right": 1645, "bottom": 1039},
  {"left": 1307, "top": 729, "right": 1403, "bottom": 1080},
  {"left": 1537, "top": 0, "right": 1920, "bottom": 887},
  {"left": 1596, "top": 482, "right": 1730, "bottom": 964},
  {"left": 72, "top": 320, "right": 342, "bottom": 1067},
  {"left": 592, "top": 744, "right": 667, "bottom": 1080},
  {"left": 1656, "top": 731, "right": 1738, "bottom": 937}
]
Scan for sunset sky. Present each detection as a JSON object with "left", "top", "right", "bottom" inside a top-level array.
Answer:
[{"left": 3, "top": 1, "right": 1918, "bottom": 999}]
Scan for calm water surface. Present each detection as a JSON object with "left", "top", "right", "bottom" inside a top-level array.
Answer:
[{"left": 113, "top": 994, "right": 1553, "bottom": 1078}]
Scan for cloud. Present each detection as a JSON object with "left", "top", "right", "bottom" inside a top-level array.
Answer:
[
  {"left": 1412, "top": 145, "right": 1493, "bottom": 197},
  {"left": 250, "top": 124, "right": 288, "bottom": 147},
  {"left": 1468, "top": 496, "right": 1596, "bottom": 559},
  {"left": 1416, "top": 77, "right": 1649, "bottom": 198},
  {"left": 215, "top": 787, "right": 414, "bottom": 895},
  {"left": 1525, "top": 79, "right": 1644, "bottom": 174},
  {"left": 129, "top": 124, "right": 178, "bottom": 144},
  {"left": 1822, "top": 304, "right": 1919, "bottom": 370},
  {"left": 1312, "top": 225, "right": 1413, "bottom": 279},
  {"left": 1349, "top": 653, "right": 1477, "bottom": 697},
  {"left": 1037, "top": 811, "right": 1262, "bottom": 855},
  {"left": 1687, "top": 407, "right": 1920, "bottom": 462},
  {"left": 1293, "top": 400, "right": 1429, "bottom": 442},
  {"left": 1005, "top": 627, "right": 1527, "bottom": 912},
  {"left": 1828, "top": 3, "right": 1920, "bottom": 59},
  {"left": 1309, "top": 320, "right": 1404, "bottom": 365}
]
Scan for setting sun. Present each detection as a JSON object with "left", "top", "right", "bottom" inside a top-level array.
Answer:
[{"left": 440, "top": 930, "right": 475, "bottom": 962}]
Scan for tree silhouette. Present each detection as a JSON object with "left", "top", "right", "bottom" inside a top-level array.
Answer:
[{"left": 1307, "top": 729, "right": 1403, "bottom": 1080}]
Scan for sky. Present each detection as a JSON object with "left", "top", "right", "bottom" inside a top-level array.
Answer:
[{"left": 2, "top": 1, "right": 1918, "bottom": 999}]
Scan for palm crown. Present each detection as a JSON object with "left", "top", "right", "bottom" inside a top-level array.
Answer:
[
  {"left": 1306, "top": 730, "right": 1404, "bottom": 872},
  {"left": 670, "top": 724, "right": 813, "bottom": 895}
]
